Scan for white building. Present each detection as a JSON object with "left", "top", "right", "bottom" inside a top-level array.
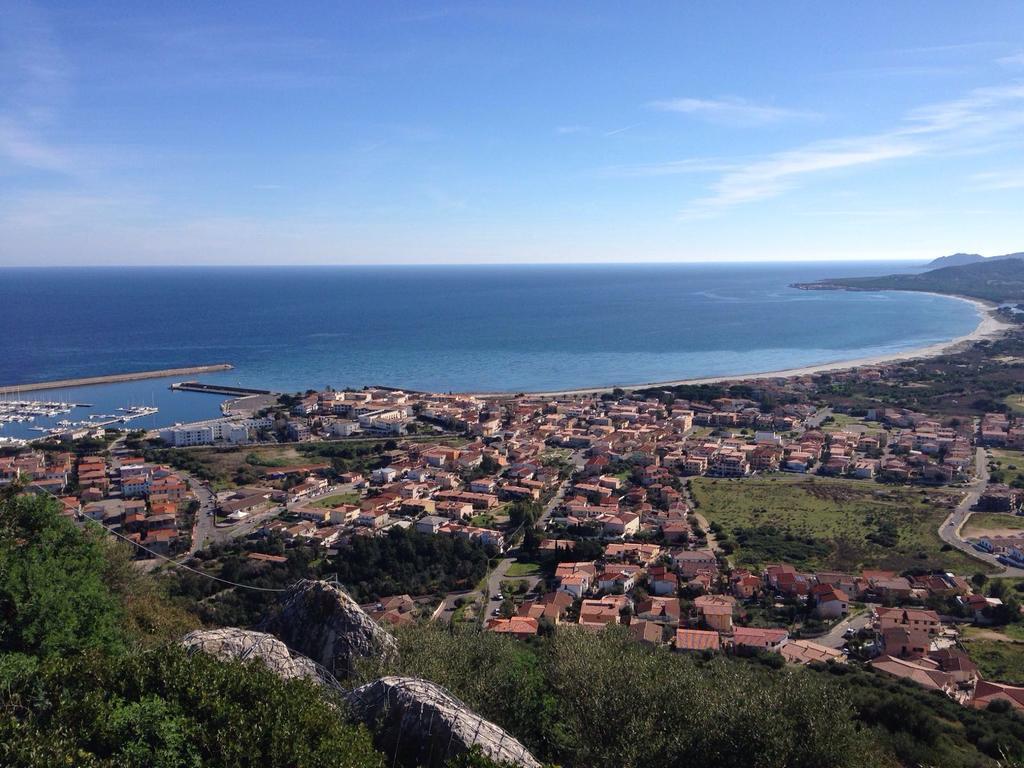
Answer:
[{"left": 160, "top": 417, "right": 272, "bottom": 447}]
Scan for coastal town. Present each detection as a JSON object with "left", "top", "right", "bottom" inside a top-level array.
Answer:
[{"left": 8, "top": 321, "right": 1024, "bottom": 721}]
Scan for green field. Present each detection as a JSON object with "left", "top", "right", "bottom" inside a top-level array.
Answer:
[
  {"left": 505, "top": 561, "right": 540, "bottom": 577},
  {"left": 312, "top": 492, "right": 361, "bottom": 508},
  {"left": 1004, "top": 394, "right": 1024, "bottom": 415},
  {"left": 990, "top": 449, "right": 1024, "bottom": 488},
  {"left": 690, "top": 476, "right": 981, "bottom": 573},
  {"left": 963, "top": 639, "right": 1024, "bottom": 685}
]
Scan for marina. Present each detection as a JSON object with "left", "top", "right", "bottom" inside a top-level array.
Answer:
[{"left": 0, "top": 397, "right": 160, "bottom": 440}]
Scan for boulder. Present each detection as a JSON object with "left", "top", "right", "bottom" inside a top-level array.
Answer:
[
  {"left": 346, "top": 676, "right": 542, "bottom": 768},
  {"left": 181, "top": 627, "right": 321, "bottom": 682},
  {"left": 259, "top": 579, "right": 398, "bottom": 678}
]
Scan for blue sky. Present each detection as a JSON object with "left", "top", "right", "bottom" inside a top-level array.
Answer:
[{"left": 2, "top": 2, "right": 1024, "bottom": 266}]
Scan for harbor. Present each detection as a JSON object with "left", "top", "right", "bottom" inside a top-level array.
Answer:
[
  {"left": 0, "top": 374, "right": 229, "bottom": 442},
  {"left": 1, "top": 398, "right": 161, "bottom": 439}
]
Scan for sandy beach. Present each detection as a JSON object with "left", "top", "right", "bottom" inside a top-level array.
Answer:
[{"left": 475, "top": 293, "right": 1014, "bottom": 398}]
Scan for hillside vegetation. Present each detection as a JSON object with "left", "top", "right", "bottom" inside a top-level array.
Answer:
[
  {"left": 5, "top": 492, "right": 1024, "bottom": 767},
  {"left": 689, "top": 476, "right": 976, "bottom": 573},
  {"left": 802, "top": 256, "right": 1024, "bottom": 302}
]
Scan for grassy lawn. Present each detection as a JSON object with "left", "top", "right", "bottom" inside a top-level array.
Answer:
[
  {"left": 690, "top": 475, "right": 981, "bottom": 573},
  {"left": 962, "top": 513, "right": 1024, "bottom": 537},
  {"left": 1004, "top": 394, "right": 1024, "bottom": 415},
  {"left": 505, "top": 561, "right": 540, "bottom": 577},
  {"left": 963, "top": 639, "right": 1024, "bottom": 685},
  {"left": 311, "top": 492, "right": 361, "bottom": 508}
]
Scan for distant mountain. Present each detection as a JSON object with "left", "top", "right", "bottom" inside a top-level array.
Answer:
[
  {"left": 794, "top": 253, "right": 1024, "bottom": 303},
  {"left": 926, "top": 251, "right": 1024, "bottom": 268},
  {"left": 926, "top": 252, "right": 984, "bottom": 268}
]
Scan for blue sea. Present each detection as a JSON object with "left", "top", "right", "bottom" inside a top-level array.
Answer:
[{"left": 0, "top": 263, "right": 979, "bottom": 438}]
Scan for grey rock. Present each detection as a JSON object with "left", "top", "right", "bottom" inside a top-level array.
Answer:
[
  {"left": 259, "top": 579, "right": 398, "bottom": 678},
  {"left": 181, "top": 627, "right": 321, "bottom": 682},
  {"left": 346, "top": 676, "right": 542, "bottom": 768}
]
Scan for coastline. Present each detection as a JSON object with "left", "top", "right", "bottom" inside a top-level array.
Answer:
[
  {"left": 473, "top": 293, "right": 1013, "bottom": 398},
  {"left": 0, "top": 364, "right": 234, "bottom": 395}
]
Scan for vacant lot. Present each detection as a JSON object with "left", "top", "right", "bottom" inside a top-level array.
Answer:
[
  {"left": 821, "top": 413, "right": 884, "bottom": 433},
  {"left": 312, "top": 492, "right": 361, "bottom": 508},
  {"left": 690, "top": 476, "right": 978, "bottom": 573},
  {"left": 963, "top": 513, "right": 1024, "bottom": 538},
  {"left": 963, "top": 639, "right": 1024, "bottom": 685}
]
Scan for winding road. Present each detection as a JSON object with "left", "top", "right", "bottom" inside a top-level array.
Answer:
[{"left": 938, "top": 446, "right": 1024, "bottom": 577}]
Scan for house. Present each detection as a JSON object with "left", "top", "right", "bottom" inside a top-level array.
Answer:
[
  {"left": 880, "top": 626, "right": 930, "bottom": 659},
  {"left": 694, "top": 594, "right": 735, "bottom": 633},
  {"left": 732, "top": 574, "right": 762, "bottom": 600},
  {"left": 414, "top": 515, "right": 448, "bottom": 535},
  {"left": 486, "top": 617, "right": 539, "bottom": 637},
  {"left": 869, "top": 655, "right": 959, "bottom": 699},
  {"left": 517, "top": 591, "right": 573, "bottom": 624},
  {"left": 732, "top": 626, "right": 788, "bottom": 652},
  {"left": 972, "top": 680, "right": 1024, "bottom": 713},
  {"left": 635, "top": 597, "right": 681, "bottom": 625},
  {"left": 357, "top": 509, "right": 389, "bottom": 529},
  {"left": 629, "top": 619, "right": 665, "bottom": 645},
  {"left": 875, "top": 607, "right": 941, "bottom": 635},
  {"left": 597, "top": 512, "right": 640, "bottom": 538},
  {"left": 674, "top": 628, "right": 721, "bottom": 652},
  {"left": 555, "top": 560, "right": 598, "bottom": 597},
  {"left": 648, "top": 566, "right": 679, "bottom": 596},
  {"left": 597, "top": 564, "right": 642, "bottom": 593},
  {"left": 579, "top": 596, "right": 630, "bottom": 629},
  {"left": 929, "top": 648, "right": 979, "bottom": 684},
  {"left": 814, "top": 587, "right": 849, "bottom": 619},
  {"left": 780, "top": 640, "right": 845, "bottom": 665},
  {"left": 672, "top": 548, "right": 718, "bottom": 577}
]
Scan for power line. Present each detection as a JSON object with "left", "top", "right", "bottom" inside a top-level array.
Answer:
[
  {"left": 84, "top": 515, "right": 288, "bottom": 592},
  {"left": 28, "top": 479, "right": 288, "bottom": 593}
]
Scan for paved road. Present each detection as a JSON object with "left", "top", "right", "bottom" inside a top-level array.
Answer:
[
  {"left": 184, "top": 473, "right": 218, "bottom": 554},
  {"left": 432, "top": 589, "right": 478, "bottom": 624},
  {"left": 474, "top": 458, "right": 583, "bottom": 623},
  {"left": 938, "top": 446, "right": 1024, "bottom": 577},
  {"left": 481, "top": 556, "right": 543, "bottom": 621},
  {"left": 815, "top": 605, "right": 875, "bottom": 649},
  {"left": 537, "top": 451, "right": 584, "bottom": 530},
  {"left": 803, "top": 407, "right": 833, "bottom": 431}
]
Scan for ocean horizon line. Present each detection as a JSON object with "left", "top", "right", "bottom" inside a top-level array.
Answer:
[{"left": 0, "top": 258, "right": 932, "bottom": 270}]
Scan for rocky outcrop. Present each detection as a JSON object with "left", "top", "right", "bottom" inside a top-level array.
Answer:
[
  {"left": 180, "top": 628, "right": 321, "bottom": 682},
  {"left": 259, "top": 579, "right": 397, "bottom": 678},
  {"left": 184, "top": 586, "right": 539, "bottom": 767},
  {"left": 346, "top": 676, "right": 542, "bottom": 768}
]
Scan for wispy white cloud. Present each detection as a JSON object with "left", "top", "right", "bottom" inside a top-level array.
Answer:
[
  {"left": 603, "top": 123, "right": 640, "bottom": 137},
  {"left": 600, "top": 157, "right": 733, "bottom": 178},
  {"left": 676, "top": 82, "right": 1024, "bottom": 218},
  {"left": 1000, "top": 52, "right": 1024, "bottom": 67},
  {"left": 649, "top": 96, "right": 818, "bottom": 125},
  {"left": 0, "top": 119, "right": 73, "bottom": 172},
  {"left": 0, "top": 1, "right": 73, "bottom": 173},
  {"left": 556, "top": 123, "right": 642, "bottom": 138},
  {"left": 972, "top": 169, "right": 1024, "bottom": 190}
]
